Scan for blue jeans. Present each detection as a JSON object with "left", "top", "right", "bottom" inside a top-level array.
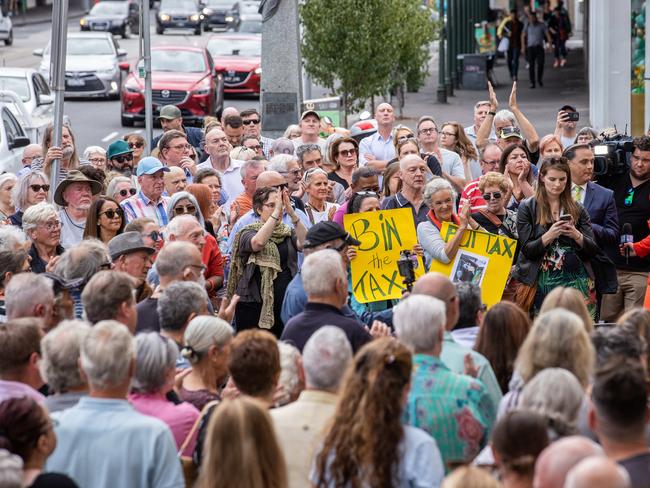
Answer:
[{"left": 507, "top": 46, "right": 520, "bottom": 79}]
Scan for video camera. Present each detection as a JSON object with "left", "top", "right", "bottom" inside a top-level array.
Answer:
[
  {"left": 592, "top": 131, "right": 634, "bottom": 182},
  {"left": 397, "top": 250, "right": 419, "bottom": 293}
]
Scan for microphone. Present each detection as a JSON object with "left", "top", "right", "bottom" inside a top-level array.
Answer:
[{"left": 621, "top": 223, "right": 633, "bottom": 264}]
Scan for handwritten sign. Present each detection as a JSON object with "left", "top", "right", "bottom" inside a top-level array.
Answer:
[
  {"left": 429, "top": 222, "right": 517, "bottom": 307},
  {"left": 344, "top": 208, "right": 424, "bottom": 303}
]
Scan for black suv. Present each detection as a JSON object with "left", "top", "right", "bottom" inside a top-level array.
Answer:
[
  {"left": 201, "top": 0, "right": 239, "bottom": 31},
  {"left": 156, "top": 0, "right": 203, "bottom": 35}
]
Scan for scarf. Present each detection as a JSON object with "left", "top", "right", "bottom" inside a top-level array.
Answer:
[
  {"left": 227, "top": 220, "right": 292, "bottom": 329},
  {"left": 427, "top": 210, "right": 460, "bottom": 230}
]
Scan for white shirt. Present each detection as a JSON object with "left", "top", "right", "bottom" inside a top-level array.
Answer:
[
  {"left": 59, "top": 209, "right": 86, "bottom": 249},
  {"left": 197, "top": 158, "right": 245, "bottom": 203},
  {"left": 560, "top": 134, "right": 576, "bottom": 149},
  {"left": 304, "top": 201, "right": 339, "bottom": 225}
]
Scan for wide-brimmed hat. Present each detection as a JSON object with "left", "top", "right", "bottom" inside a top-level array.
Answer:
[
  {"left": 106, "top": 139, "right": 133, "bottom": 159},
  {"left": 54, "top": 170, "right": 102, "bottom": 206},
  {"left": 108, "top": 231, "right": 155, "bottom": 261}
]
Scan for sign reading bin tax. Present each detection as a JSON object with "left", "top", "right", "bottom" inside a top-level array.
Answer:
[
  {"left": 428, "top": 221, "right": 517, "bottom": 307},
  {"left": 344, "top": 208, "right": 424, "bottom": 303}
]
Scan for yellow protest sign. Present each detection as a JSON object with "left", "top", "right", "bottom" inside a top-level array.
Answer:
[
  {"left": 344, "top": 208, "right": 425, "bottom": 303},
  {"left": 428, "top": 221, "right": 517, "bottom": 307}
]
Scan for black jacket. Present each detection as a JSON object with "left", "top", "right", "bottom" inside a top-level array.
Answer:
[{"left": 513, "top": 197, "right": 616, "bottom": 294}]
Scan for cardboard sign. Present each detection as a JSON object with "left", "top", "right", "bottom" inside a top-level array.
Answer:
[
  {"left": 344, "top": 208, "right": 424, "bottom": 303},
  {"left": 428, "top": 222, "right": 517, "bottom": 307}
]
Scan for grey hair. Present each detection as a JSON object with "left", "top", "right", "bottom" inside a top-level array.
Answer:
[
  {"left": 0, "top": 449, "right": 22, "bottom": 488},
  {"left": 494, "top": 109, "right": 517, "bottom": 127},
  {"left": 5, "top": 273, "right": 54, "bottom": 320},
  {"left": 131, "top": 332, "right": 179, "bottom": 393},
  {"left": 53, "top": 239, "right": 111, "bottom": 283},
  {"left": 267, "top": 154, "right": 296, "bottom": 173},
  {"left": 239, "top": 159, "right": 265, "bottom": 179},
  {"left": 21, "top": 202, "right": 58, "bottom": 233},
  {"left": 302, "top": 167, "right": 327, "bottom": 185},
  {"left": 394, "top": 294, "right": 446, "bottom": 353},
  {"left": 0, "top": 226, "right": 28, "bottom": 252},
  {"left": 277, "top": 342, "right": 303, "bottom": 405},
  {"left": 81, "top": 271, "right": 135, "bottom": 324},
  {"left": 166, "top": 191, "right": 205, "bottom": 228},
  {"left": 106, "top": 176, "right": 133, "bottom": 200},
  {"left": 83, "top": 146, "right": 106, "bottom": 160},
  {"left": 521, "top": 368, "right": 584, "bottom": 439},
  {"left": 181, "top": 315, "right": 233, "bottom": 364},
  {"left": 423, "top": 177, "right": 457, "bottom": 205},
  {"left": 80, "top": 320, "right": 135, "bottom": 390},
  {"left": 296, "top": 143, "right": 322, "bottom": 163},
  {"left": 399, "top": 154, "right": 425, "bottom": 171},
  {"left": 302, "top": 249, "right": 346, "bottom": 297},
  {"left": 163, "top": 214, "right": 202, "bottom": 241},
  {"left": 302, "top": 325, "right": 352, "bottom": 391},
  {"left": 283, "top": 124, "right": 301, "bottom": 139},
  {"left": 13, "top": 170, "right": 49, "bottom": 211},
  {"left": 155, "top": 241, "right": 201, "bottom": 279},
  {"left": 39, "top": 320, "right": 91, "bottom": 393},
  {"left": 591, "top": 325, "right": 646, "bottom": 369},
  {"left": 157, "top": 281, "right": 208, "bottom": 332}
]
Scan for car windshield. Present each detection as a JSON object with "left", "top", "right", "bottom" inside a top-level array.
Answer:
[
  {"left": 161, "top": 0, "right": 197, "bottom": 9},
  {"left": 149, "top": 50, "right": 206, "bottom": 72},
  {"left": 49, "top": 38, "right": 115, "bottom": 56},
  {"left": 207, "top": 38, "right": 260, "bottom": 57},
  {"left": 238, "top": 19, "right": 261, "bottom": 33},
  {"left": 0, "top": 77, "right": 30, "bottom": 102},
  {"left": 205, "top": 0, "right": 233, "bottom": 6},
  {"left": 90, "top": 2, "right": 127, "bottom": 15}
]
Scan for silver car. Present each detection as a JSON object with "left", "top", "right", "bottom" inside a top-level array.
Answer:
[{"left": 33, "top": 32, "right": 127, "bottom": 99}]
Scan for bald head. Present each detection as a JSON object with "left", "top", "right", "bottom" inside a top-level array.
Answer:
[
  {"left": 23, "top": 144, "right": 43, "bottom": 167},
  {"left": 564, "top": 456, "right": 630, "bottom": 488},
  {"left": 255, "top": 170, "right": 284, "bottom": 190},
  {"left": 533, "top": 436, "right": 604, "bottom": 488},
  {"left": 164, "top": 166, "right": 187, "bottom": 195},
  {"left": 221, "top": 106, "right": 239, "bottom": 124},
  {"left": 412, "top": 273, "right": 458, "bottom": 330}
]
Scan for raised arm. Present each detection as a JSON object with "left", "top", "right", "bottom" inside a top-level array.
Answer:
[
  {"left": 476, "top": 82, "right": 498, "bottom": 151},
  {"left": 509, "top": 82, "right": 540, "bottom": 153}
]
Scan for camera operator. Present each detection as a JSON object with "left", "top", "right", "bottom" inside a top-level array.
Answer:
[{"left": 601, "top": 136, "right": 650, "bottom": 321}]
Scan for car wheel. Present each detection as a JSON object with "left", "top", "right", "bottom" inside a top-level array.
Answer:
[
  {"left": 203, "top": 23, "right": 211, "bottom": 32},
  {"left": 156, "top": 24, "right": 164, "bottom": 35},
  {"left": 121, "top": 114, "right": 134, "bottom": 127},
  {"left": 194, "top": 26, "right": 201, "bottom": 36},
  {"left": 4, "top": 29, "right": 12, "bottom": 46}
]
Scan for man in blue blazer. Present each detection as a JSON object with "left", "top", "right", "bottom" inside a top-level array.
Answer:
[{"left": 564, "top": 144, "right": 619, "bottom": 246}]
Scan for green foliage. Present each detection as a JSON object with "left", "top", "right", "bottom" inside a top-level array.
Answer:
[{"left": 300, "top": 0, "right": 437, "bottom": 117}]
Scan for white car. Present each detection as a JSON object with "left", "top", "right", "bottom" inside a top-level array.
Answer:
[
  {"left": 0, "top": 68, "right": 53, "bottom": 143},
  {"left": 0, "top": 9, "right": 12, "bottom": 46},
  {"left": 0, "top": 91, "right": 32, "bottom": 174}
]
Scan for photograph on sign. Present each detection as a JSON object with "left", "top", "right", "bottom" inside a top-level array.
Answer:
[{"left": 450, "top": 250, "right": 489, "bottom": 287}]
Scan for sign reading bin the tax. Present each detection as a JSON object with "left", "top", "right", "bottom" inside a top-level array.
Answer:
[
  {"left": 429, "top": 221, "right": 517, "bottom": 307},
  {"left": 344, "top": 208, "right": 424, "bottom": 303}
]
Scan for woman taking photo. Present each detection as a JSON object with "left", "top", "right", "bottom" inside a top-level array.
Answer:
[
  {"left": 513, "top": 157, "right": 599, "bottom": 318},
  {"left": 417, "top": 178, "right": 480, "bottom": 269},
  {"left": 227, "top": 187, "right": 305, "bottom": 336},
  {"left": 328, "top": 137, "right": 359, "bottom": 190},
  {"left": 9, "top": 171, "right": 50, "bottom": 227},
  {"left": 22, "top": 202, "right": 64, "bottom": 274},
  {"left": 439, "top": 121, "right": 478, "bottom": 181},
  {"left": 83, "top": 196, "right": 125, "bottom": 243},
  {"left": 499, "top": 143, "right": 535, "bottom": 210},
  {"left": 471, "top": 171, "right": 518, "bottom": 240},
  {"left": 312, "top": 337, "right": 444, "bottom": 487},
  {"left": 0, "top": 173, "right": 17, "bottom": 221},
  {"left": 303, "top": 168, "right": 339, "bottom": 224}
]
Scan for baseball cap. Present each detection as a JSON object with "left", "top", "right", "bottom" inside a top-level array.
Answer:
[
  {"left": 303, "top": 222, "right": 361, "bottom": 249},
  {"left": 559, "top": 104, "right": 577, "bottom": 112},
  {"left": 300, "top": 110, "right": 320, "bottom": 121},
  {"left": 158, "top": 105, "right": 182, "bottom": 120},
  {"left": 136, "top": 156, "right": 171, "bottom": 176},
  {"left": 108, "top": 231, "right": 155, "bottom": 261},
  {"left": 106, "top": 139, "right": 132, "bottom": 159},
  {"left": 497, "top": 126, "right": 524, "bottom": 140}
]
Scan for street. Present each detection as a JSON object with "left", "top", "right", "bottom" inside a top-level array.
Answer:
[{"left": 0, "top": 13, "right": 264, "bottom": 150}]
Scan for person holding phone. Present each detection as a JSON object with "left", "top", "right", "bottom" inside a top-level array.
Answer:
[
  {"left": 555, "top": 104, "right": 579, "bottom": 148},
  {"left": 513, "top": 157, "right": 599, "bottom": 318}
]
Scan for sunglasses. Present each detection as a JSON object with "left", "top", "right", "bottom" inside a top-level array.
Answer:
[
  {"left": 624, "top": 188, "right": 635, "bottom": 207},
  {"left": 174, "top": 204, "right": 197, "bottom": 215},
  {"left": 30, "top": 184, "right": 50, "bottom": 193},
  {"left": 356, "top": 190, "right": 380, "bottom": 198},
  {"left": 338, "top": 148, "right": 357, "bottom": 157},
  {"left": 482, "top": 191, "right": 502, "bottom": 201},
  {"left": 242, "top": 119, "right": 261, "bottom": 126},
  {"left": 129, "top": 142, "right": 144, "bottom": 149},
  {"left": 397, "top": 135, "right": 415, "bottom": 143},
  {"left": 119, "top": 188, "right": 137, "bottom": 197},
  {"left": 100, "top": 208, "right": 124, "bottom": 219},
  {"left": 247, "top": 144, "right": 262, "bottom": 151},
  {"left": 143, "top": 230, "right": 162, "bottom": 242},
  {"left": 113, "top": 153, "right": 134, "bottom": 164}
]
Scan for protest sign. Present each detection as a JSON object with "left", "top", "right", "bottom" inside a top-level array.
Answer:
[
  {"left": 428, "top": 221, "right": 517, "bottom": 307},
  {"left": 344, "top": 208, "right": 424, "bottom": 303}
]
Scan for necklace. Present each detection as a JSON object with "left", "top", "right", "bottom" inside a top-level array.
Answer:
[{"left": 63, "top": 209, "right": 85, "bottom": 230}]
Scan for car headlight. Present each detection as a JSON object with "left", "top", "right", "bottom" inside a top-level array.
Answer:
[
  {"left": 97, "top": 67, "right": 117, "bottom": 76},
  {"left": 225, "top": 15, "right": 233, "bottom": 22},
  {"left": 254, "top": 67, "right": 261, "bottom": 75},
  {"left": 80, "top": 18, "right": 86, "bottom": 26},
  {"left": 202, "top": 7, "right": 213, "bottom": 14},
  {"left": 190, "top": 14, "right": 200, "bottom": 21},
  {"left": 192, "top": 87, "right": 210, "bottom": 95},
  {"left": 160, "top": 13, "right": 171, "bottom": 21}
]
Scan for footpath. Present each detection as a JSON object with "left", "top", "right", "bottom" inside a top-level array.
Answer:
[{"left": 10, "top": 4, "right": 85, "bottom": 26}]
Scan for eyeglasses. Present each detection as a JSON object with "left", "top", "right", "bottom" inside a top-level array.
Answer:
[
  {"left": 129, "top": 141, "right": 144, "bottom": 149},
  {"left": 288, "top": 168, "right": 302, "bottom": 177},
  {"left": 99, "top": 208, "right": 123, "bottom": 219},
  {"left": 88, "top": 157, "right": 106, "bottom": 164},
  {"left": 481, "top": 159, "right": 500, "bottom": 167},
  {"left": 326, "top": 241, "right": 348, "bottom": 253},
  {"left": 39, "top": 220, "right": 61, "bottom": 231},
  {"left": 174, "top": 204, "right": 197, "bottom": 215},
  {"left": 397, "top": 135, "right": 415, "bottom": 143},
  {"left": 418, "top": 127, "right": 438, "bottom": 135},
  {"left": 246, "top": 144, "right": 262, "bottom": 151},
  {"left": 624, "top": 188, "right": 635, "bottom": 207},
  {"left": 99, "top": 261, "right": 113, "bottom": 270},
  {"left": 482, "top": 191, "right": 502, "bottom": 201},
  {"left": 143, "top": 230, "right": 162, "bottom": 242},
  {"left": 119, "top": 188, "right": 137, "bottom": 197},
  {"left": 356, "top": 190, "right": 380, "bottom": 198},
  {"left": 169, "top": 144, "right": 192, "bottom": 151},
  {"left": 187, "top": 263, "right": 207, "bottom": 274},
  {"left": 30, "top": 184, "right": 50, "bottom": 193},
  {"left": 338, "top": 148, "right": 357, "bottom": 157},
  {"left": 440, "top": 131, "right": 457, "bottom": 137},
  {"left": 242, "top": 119, "right": 261, "bottom": 126},
  {"left": 112, "top": 153, "right": 134, "bottom": 164}
]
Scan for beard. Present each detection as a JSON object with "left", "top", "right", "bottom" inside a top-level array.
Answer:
[{"left": 62, "top": 146, "right": 74, "bottom": 160}]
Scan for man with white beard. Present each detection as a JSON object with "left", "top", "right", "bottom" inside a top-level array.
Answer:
[{"left": 53, "top": 171, "right": 102, "bottom": 248}]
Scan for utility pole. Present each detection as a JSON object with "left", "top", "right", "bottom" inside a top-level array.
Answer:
[
  {"left": 436, "top": 0, "right": 447, "bottom": 103},
  {"left": 49, "top": 0, "right": 69, "bottom": 196},
  {"left": 141, "top": 0, "right": 153, "bottom": 150}
]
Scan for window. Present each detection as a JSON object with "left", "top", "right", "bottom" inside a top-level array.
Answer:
[{"left": 1, "top": 108, "right": 26, "bottom": 145}]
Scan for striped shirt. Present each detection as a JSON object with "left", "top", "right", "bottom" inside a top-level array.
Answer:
[
  {"left": 459, "top": 178, "right": 487, "bottom": 212},
  {"left": 121, "top": 191, "right": 171, "bottom": 227},
  {"left": 260, "top": 135, "right": 274, "bottom": 158}
]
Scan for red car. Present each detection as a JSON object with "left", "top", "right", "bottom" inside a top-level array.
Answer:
[
  {"left": 206, "top": 33, "right": 260, "bottom": 95},
  {"left": 120, "top": 45, "right": 224, "bottom": 127}
]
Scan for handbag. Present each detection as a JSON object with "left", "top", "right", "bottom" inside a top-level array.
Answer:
[
  {"left": 498, "top": 36, "right": 510, "bottom": 53},
  {"left": 513, "top": 280, "right": 538, "bottom": 315},
  {"left": 178, "top": 400, "right": 221, "bottom": 488}
]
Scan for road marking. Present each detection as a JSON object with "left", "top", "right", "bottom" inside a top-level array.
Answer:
[{"left": 102, "top": 131, "right": 119, "bottom": 142}]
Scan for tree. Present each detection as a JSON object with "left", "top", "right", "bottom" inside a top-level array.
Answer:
[{"left": 300, "top": 0, "right": 436, "bottom": 123}]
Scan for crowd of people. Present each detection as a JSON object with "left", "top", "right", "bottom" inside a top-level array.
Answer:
[{"left": 0, "top": 73, "right": 649, "bottom": 488}]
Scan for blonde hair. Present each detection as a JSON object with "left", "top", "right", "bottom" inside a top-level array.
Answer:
[
  {"left": 442, "top": 466, "right": 501, "bottom": 488},
  {"left": 516, "top": 309, "right": 595, "bottom": 387},
  {"left": 198, "top": 397, "right": 287, "bottom": 488},
  {"left": 478, "top": 171, "right": 512, "bottom": 193},
  {"left": 539, "top": 287, "right": 594, "bottom": 332}
]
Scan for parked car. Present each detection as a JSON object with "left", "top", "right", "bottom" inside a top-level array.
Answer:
[
  {"left": 0, "top": 9, "right": 12, "bottom": 46},
  {"left": 206, "top": 34, "right": 260, "bottom": 95},
  {"left": 0, "top": 91, "right": 33, "bottom": 174},
  {"left": 232, "top": 13, "right": 261, "bottom": 34},
  {"left": 0, "top": 68, "right": 53, "bottom": 142},
  {"left": 201, "top": 0, "right": 238, "bottom": 31},
  {"left": 79, "top": 1, "right": 140, "bottom": 39},
  {"left": 156, "top": 0, "right": 202, "bottom": 35},
  {"left": 120, "top": 46, "right": 224, "bottom": 127},
  {"left": 33, "top": 32, "right": 127, "bottom": 99}
]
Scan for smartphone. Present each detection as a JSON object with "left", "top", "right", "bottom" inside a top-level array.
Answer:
[
  {"left": 559, "top": 214, "right": 572, "bottom": 222},
  {"left": 565, "top": 111, "right": 580, "bottom": 122}
]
